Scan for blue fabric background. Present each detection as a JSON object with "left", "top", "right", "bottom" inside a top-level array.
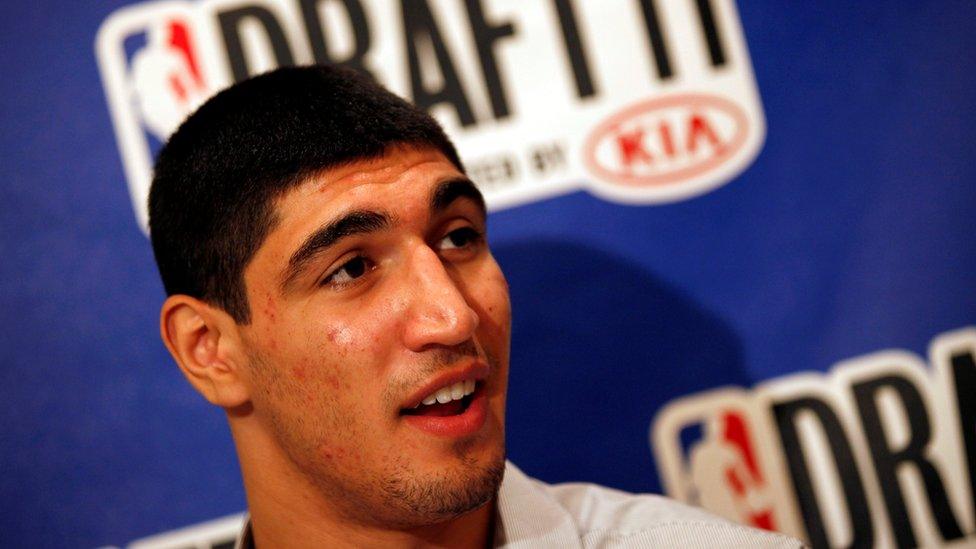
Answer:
[{"left": 1, "top": 1, "right": 973, "bottom": 545}]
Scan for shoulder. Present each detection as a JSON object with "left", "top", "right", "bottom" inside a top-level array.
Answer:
[{"left": 525, "top": 472, "right": 805, "bottom": 548}]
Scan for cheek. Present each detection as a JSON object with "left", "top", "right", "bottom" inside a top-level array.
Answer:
[
  {"left": 476, "top": 271, "right": 512, "bottom": 326},
  {"left": 319, "top": 446, "right": 348, "bottom": 461},
  {"left": 326, "top": 373, "right": 343, "bottom": 391},
  {"left": 320, "top": 323, "right": 382, "bottom": 364},
  {"left": 288, "top": 355, "right": 348, "bottom": 393},
  {"left": 263, "top": 293, "right": 277, "bottom": 322},
  {"left": 286, "top": 362, "right": 344, "bottom": 391},
  {"left": 324, "top": 298, "right": 404, "bottom": 353},
  {"left": 326, "top": 325, "right": 354, "bottom": 347},
  {"left": 267, "top": 304, "right": 397, "bottom": 410}
]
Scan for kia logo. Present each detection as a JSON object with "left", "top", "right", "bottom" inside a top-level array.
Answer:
[{"left": 584, "top": 93, "right": 750, "bottom": 189}]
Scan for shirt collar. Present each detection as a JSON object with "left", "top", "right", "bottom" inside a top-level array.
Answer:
[
  {"left": 493, "top": 461, "right": 582, "bottom": 548},
  {"left": 235, "top": 515, "right": 253, "bottom": 549}
]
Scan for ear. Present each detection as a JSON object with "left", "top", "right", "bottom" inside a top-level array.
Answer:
[{"left": 160, "top": 295, "right": 251, "bottom": 408}]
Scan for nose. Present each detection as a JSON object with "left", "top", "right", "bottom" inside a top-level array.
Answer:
[{"left": 401, "top": 244, "right": 480, "bottom": 351}]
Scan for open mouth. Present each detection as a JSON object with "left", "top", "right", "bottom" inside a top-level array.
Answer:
[{"left": 401, "top": 380, "right": 479, "bottom": 417}]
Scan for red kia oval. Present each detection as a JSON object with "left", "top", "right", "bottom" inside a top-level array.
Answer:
[{"left": 584, "top": 93, "right": 750, "bottom": 187}]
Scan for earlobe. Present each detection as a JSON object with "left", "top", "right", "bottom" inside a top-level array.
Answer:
[{"left": 160, "top": 296, "right": 251, "bottom": 408}]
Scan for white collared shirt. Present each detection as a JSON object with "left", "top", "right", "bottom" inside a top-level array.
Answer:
[
  {"left": 493, "top": 462, "right": 804, "bottom": 548},
  {"left": 237, "top": 461, "right": 806, "bottom": 548}
]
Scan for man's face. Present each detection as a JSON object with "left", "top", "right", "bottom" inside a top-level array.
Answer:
[{"left": 237, "top": 147, "right": 510, "bottom": 527}]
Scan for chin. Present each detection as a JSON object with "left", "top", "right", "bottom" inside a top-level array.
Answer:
[{"left": 380, "top": 444, "right": 506, "bottom": 527}]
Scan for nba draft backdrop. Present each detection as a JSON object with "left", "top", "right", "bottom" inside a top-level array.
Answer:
[{"left": 0, "top": 0, "right": 974, "bottom": 547}]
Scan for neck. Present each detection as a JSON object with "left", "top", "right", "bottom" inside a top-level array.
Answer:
[{"left": 227, "top": 411, "right": 494, "bottom": 549}]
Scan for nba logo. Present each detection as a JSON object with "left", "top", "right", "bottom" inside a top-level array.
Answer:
[
  {"left": 96, "top": 2, "right": 228, "bottom": 232},
  {"left": 651, "top": 388, "right": 800, "bottom": 534}
]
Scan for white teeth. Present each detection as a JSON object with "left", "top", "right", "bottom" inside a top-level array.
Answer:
[
  {"left": 435, "top": 387, "right": 453, "bottom": 404},
  {"left": 419, "top": 380, "right": 478, "bottom": 407}
]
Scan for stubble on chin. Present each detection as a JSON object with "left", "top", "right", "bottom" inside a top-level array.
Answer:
[{"left": 379, "top": 448, "right": 506, "bottom": 527}]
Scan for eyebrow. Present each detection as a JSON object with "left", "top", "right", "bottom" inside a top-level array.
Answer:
[
  {"left": 431, "top": 177, "right": 486, "bottom": 216},
  {"left": 280, "top": 210, "right": 392, "bottom": 291}
]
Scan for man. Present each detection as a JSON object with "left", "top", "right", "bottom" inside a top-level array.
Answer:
[{"left": 150, "top": 65, "right": 803, "bottom": 548}]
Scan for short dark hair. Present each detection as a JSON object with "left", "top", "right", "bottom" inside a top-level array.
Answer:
[{"left": 148, "top": 65, "right": 464, "bottom": 324}]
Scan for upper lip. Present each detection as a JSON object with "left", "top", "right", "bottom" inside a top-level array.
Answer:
[{"left": 400, "top": 360, "right": 489, "bottom": 411}]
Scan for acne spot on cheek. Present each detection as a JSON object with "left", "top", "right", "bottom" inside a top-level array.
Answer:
[
  {"left": 291, "top": 365, "right": 306, "bottom": 381},
  {"left": 324, "top": 375, "right": 341, "bottom": 390},
  {"left": 263, "top": 294, "right": 277, "bottom": 322},
  {"left": 320, "top": 446, "right": 347, "bottom": 460}
]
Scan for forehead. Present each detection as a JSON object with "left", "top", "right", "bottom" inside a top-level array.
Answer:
[
  {"left": 281, "top": 147, "right": 462, "bottom": 224},
  {"left": 253, "top": 147, "right": 467, "bottom": 267}
]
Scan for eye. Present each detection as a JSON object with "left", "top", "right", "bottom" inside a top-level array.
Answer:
[
  {"left": 437, "top": 227, "right": 483, "bottom": 251},
  {"left": 321, "top": 255, "right": 373, "bottom": 287}
]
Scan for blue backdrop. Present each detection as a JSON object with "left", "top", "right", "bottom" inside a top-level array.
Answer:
[{"left": 1, "top": 1, "right": 974, "bottom": 546}]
